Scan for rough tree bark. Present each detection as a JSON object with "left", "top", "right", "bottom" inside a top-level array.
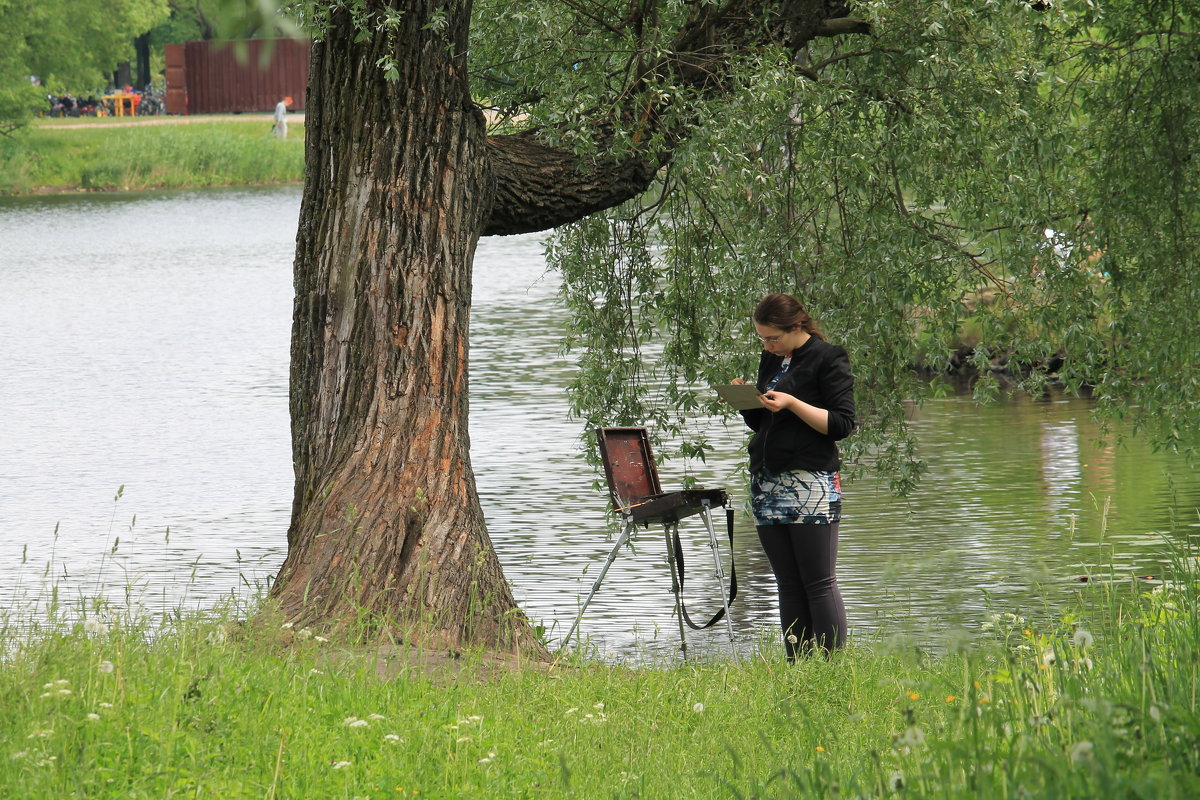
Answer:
[{"left": 270, "top": 0, "right": 862, "bottom": 654}]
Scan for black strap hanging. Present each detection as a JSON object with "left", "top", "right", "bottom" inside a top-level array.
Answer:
[{"left": 671, "top": 507, "right": 738, "bottom": 630}]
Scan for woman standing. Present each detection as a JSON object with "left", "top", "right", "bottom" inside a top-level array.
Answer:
[{"left": 733, "top": 293, "right": 856, "bottom": 659}]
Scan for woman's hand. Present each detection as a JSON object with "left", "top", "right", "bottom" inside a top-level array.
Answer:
[
  {"left": 760, "top": 390, "right": 795, "bottom": 414},
  {"left": 730, "top": 377, "right": 747, "bottom": 385}
]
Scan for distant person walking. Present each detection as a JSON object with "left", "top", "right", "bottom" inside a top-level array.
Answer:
[{"left": 273, "top": 96, "right": 292, "bottom": 139}]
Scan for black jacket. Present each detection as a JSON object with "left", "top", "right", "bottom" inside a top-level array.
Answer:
[{"left": 741, "top": 337, "right": 856, "bottom": 474}]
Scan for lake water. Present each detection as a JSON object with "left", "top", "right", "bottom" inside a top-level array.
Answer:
[{"left": 2, "top": 186, "right": 1197, "bottom": 660}]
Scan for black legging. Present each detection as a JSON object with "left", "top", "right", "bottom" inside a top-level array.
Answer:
[{"left": 756, "top": 522, "right": 847, "bottom": 659}]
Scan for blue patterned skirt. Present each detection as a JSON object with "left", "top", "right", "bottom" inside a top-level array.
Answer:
[{"left": 751, "top": 469, "right": 842, "bottom": 526}]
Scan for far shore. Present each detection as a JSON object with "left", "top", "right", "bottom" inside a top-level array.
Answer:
[{"left": 35, "top": 112, "right": 307, "bottom": 130}]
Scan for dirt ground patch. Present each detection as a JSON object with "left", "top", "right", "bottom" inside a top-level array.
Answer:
[{"left": 37, "top": 113, "right": 305, "bottom": 130}]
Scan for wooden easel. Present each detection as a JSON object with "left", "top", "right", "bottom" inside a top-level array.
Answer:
[{"left": 562, "top": 427, "right": 736, "bottom": 657}]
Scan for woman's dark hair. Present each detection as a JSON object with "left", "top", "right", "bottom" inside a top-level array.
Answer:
[{"left": 753, "top": 293, "right": 825, "bottom": 341}]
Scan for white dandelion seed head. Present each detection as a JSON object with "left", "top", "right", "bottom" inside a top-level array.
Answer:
[
  {"left": 786, "top": 634, "right": 798, "bottom": 644},
  {"left": 1075, "top": 657, "right": 1094, "bottom": 671},
  {"left": 207, "top": 628, "right": 227, "bottom": 645},
  {"left": 1041, "top": 648, "right": 1056, "bottom": 667},
  {"left": 98, "top": 660, "right": 114, "bottom": 674},
  {"left": 693, "top": 703, "right": 705, "bottom": 713},
  {"left": 1149, "top": 705, "right": 1163, "bottom": 723},
  {"left": 83, "top": 618, "right": 105, "bottom": 636},
  {"left": 1069, "top": 740, "right": 1094, "bottom": 764},
  {"left": 898, "top": 726, "right": 925, "bottom": 748},
  {"left": 1072, "top": 628, "right": 1094, "bottom": 651},
  {"left": 889, "top": 771, "right": 904, "bottom": 791}
]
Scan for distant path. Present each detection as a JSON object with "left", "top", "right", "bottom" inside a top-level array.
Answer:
[{"left": 38, "top": 113, "right": 306, "bottom": 130}]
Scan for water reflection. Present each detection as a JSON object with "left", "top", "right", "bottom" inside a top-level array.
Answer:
[{"left": 1, "top": 186, "right": 1197, "bottom": 661}]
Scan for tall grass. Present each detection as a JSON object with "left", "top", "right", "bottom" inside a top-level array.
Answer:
[
  {"left": 2, "top": 542, "right": 1197, "bottom": 798},
  {"left": 0, "top": 119, "right": 305, "bottom": 195}
]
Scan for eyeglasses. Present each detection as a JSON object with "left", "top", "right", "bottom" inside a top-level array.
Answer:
[{"left": 755, "top": 332, "right": 787, "bottom": 344}]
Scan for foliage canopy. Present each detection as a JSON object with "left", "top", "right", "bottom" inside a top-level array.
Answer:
[{"left": 457, "top": 0, "right": 1200, "bottom": 489}]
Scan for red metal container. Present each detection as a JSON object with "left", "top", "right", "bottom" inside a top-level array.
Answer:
[{"left": 165, "top": 38, "right": 309, "bottom": 115}]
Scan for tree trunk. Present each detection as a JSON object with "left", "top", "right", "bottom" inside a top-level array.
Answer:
[{"left": 270, "top": 1, "right": 539, "bottom": 654}]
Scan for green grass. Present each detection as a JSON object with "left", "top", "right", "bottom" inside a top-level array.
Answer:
[
  {"left": 4, "top": 558, "right": 1198, "bottom": 800},
  {"left": 0, "top": 118, "right": 305, "bottom": 195}
]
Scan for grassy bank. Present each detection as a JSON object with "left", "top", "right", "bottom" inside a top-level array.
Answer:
[
  {"left": 0, "top": 117, "right": 305, "bottom": 195},
  {"left": 3, "top": 549, "right": 1198, "bottom": 799}
]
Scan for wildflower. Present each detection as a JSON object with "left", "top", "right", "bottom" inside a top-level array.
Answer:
[
  {"left": 368, "top": 714, "right": 386, "bottom": 721},
  {"left": 888, "top": 771, "right": 904, "bottom": 791},
  {"left": 98, "top": 660, "right": 114, "bottom": 674},
  {"left": 1069, "top": 741, "right": 1093, "bottom": 764},
  {"left": 27, "top": 729, "right": 53, "bottom": 739},
  {"left": 593, "top": 702, "right": 604, "bottom": 710},
  {"left": 309, "top": 669, "right": 323, "bottom": 676},
  {"left": 1072, "top": 628, "right": 1094, "bottom": 651},
  {"left": 693, "top": 703, "right": 705, "bottom": 713},
  {"left": 897, "top": 726, "right": 925, "bottom": 749},
  {"left": 1029, "top": 715, "right": 1050, "bottom": 726},
  {"left": 1041, "top": 648, "right": 1056, "bottom": 667},
  {"left": 57, "top": 688, "right": 72, "bottom": 696},
  {"left": 86, "top": 713, "right": 100, "bottom": 722},
  {"left": 384, "top": 734, "right": 402, "bottom": 743},
  {"left": 1074, "top": 657, "right": 1094, "bottom": 671},
  {"left": 331, "top": 760, "right": 352, "bottom": 770},
  {"left": 787, "top": 634, "right": 798, "bottom": 644},
  {"left": 906, "top": 691, "right": 920, "bottom": 701},
  {"left": 456, "top": 736, "right": 471, "bottom": 743},
  {"left": 280, "top": 622, "right": 294, "bottom": 629},
  {"left": 1149, "top": 705, "right": 1163, "bottom": 723},
  {"left": 478, "top": 751, "right": 496, "bottom": 764},
  {"left": 207, "top": 628, "right": 227, "bottom": 645},
  {"left": 564, "top": 707, "right": 578, "bottom": 715},
  {"left": 296, "top": 628, "right": 313, "bottom": 640},
  {"left": 981, "top": 620, "right": 995, "bottom": 631},
  {"left": 9, "top": 752, "right": 27, "bottom": 760},
  {"left": 346, "top": 718, "right": 369, "bottom": 729},
  {"left": 43, "top": 680, "right": 68, "bottom": 689},
  {"left": 815, "top": 746, "right": 825, "bottom": 752},
  {"left": 98, "top": 702, "right": 113, "bottom": 709},
  {"left": 83, "top": 618, "right": 108, "bottom": 636},
  {"left": 978, "top": 697, "right": 991, "bottom": 704},
  {"left": 945, "top": 695, "right": 957, "bottom": 703}
]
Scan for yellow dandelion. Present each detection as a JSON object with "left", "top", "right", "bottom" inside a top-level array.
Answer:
[
  {"left": 979, "top": 697, "right": 990, "bottom": 704},
  {"left": 816, "top": 746, "right": 825, "bottom": 752},
  {"left": 945, "top": 695, "right": 957, "bottom": 702},
  {"left": 1024, "top": 629, "right": 1032, "bottom": 636},
  {"left": 906, "top": 691, "right": 920, "bottom": 701},
  {"left": 973, "top": 681, "right": 981, "bottom": 689}
]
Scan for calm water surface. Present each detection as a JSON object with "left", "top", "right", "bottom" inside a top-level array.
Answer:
[{"left": 2, "top": 186, "right": 1197, "bottom": 660}]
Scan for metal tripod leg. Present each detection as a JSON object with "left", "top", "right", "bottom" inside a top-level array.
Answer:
[
  {"left": 700, "top": 501, "right": 736, "bottom": 646},
  {"left": 663, "top": 521, "right": 688, "bottom": 659},
  {"left": 563, "top": 517, "right": 637, "bottom": 648}
]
